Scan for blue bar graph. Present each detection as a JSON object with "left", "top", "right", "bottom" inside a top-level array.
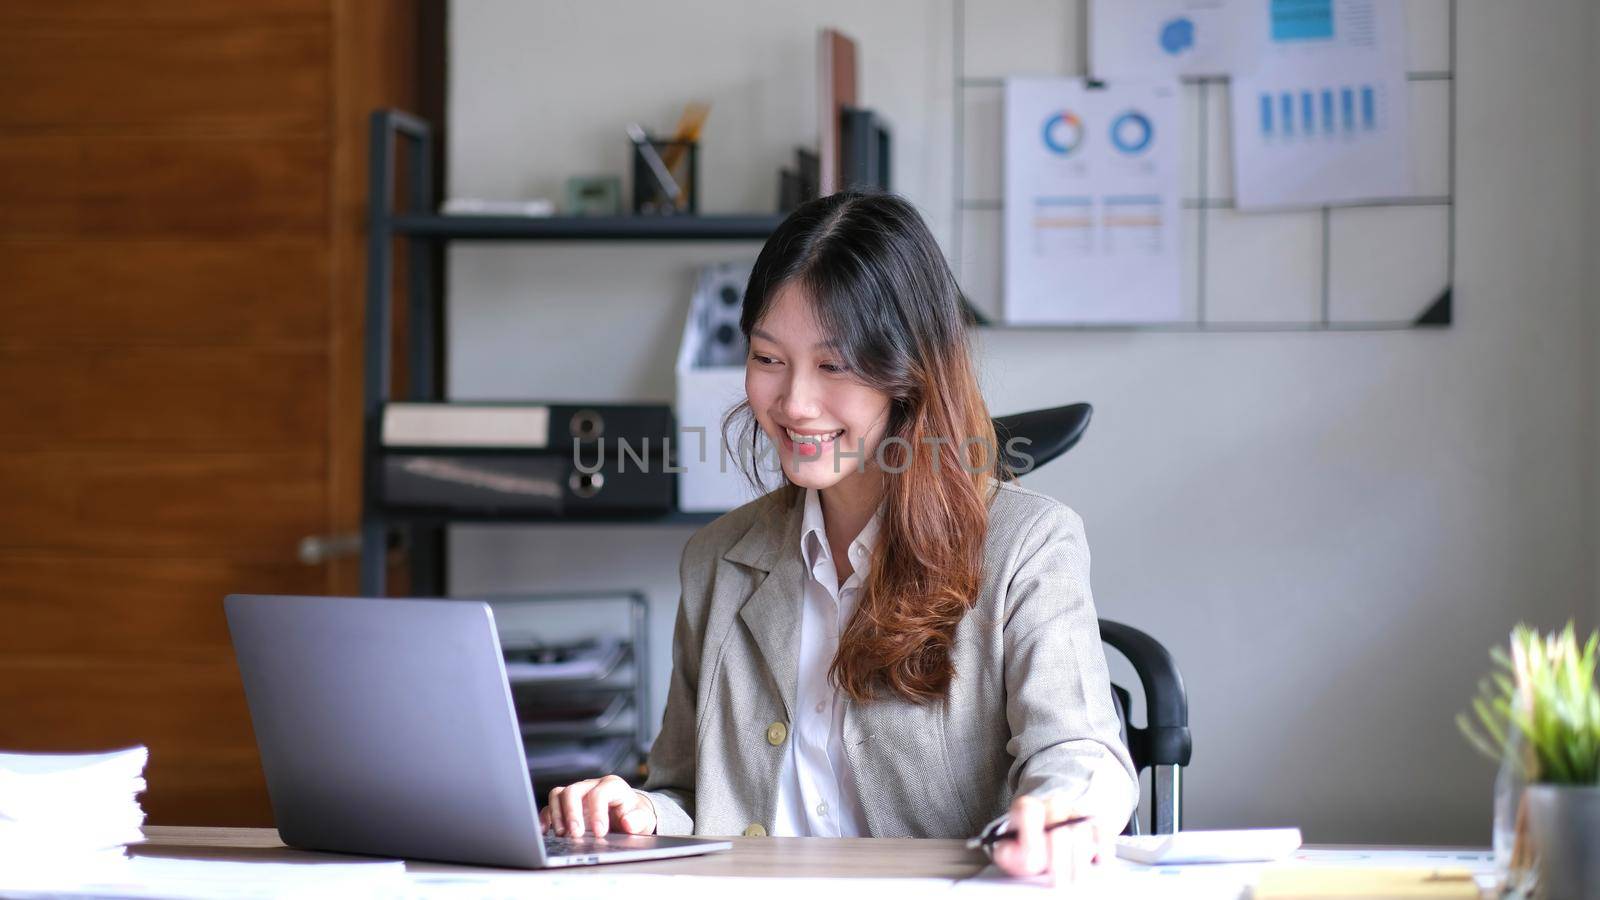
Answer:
[{"left": 1257, "top": 82, "right": 1383, "bottom": 140}]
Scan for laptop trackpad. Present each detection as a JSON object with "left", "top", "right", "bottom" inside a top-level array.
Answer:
[{"left": 542, "top": 832, "right": 731, "bottom": 865}]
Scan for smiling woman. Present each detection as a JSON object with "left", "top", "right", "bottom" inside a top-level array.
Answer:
[
  {"left": 540, "top": 191, "right": 1136, "bottom": 886},
  {"left": 730, "top": 192, "right": 998, "bottom": 704}
]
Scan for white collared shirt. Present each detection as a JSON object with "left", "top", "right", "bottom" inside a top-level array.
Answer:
[{"left": 771, "top": 487, "right": 881, "bottom": 837}]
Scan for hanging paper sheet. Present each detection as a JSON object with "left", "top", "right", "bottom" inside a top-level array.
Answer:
[
  {"left": 1003, "top": 77, "right": 1184, "bottom": 324},
  {"left": 1230, "top": 0, "right": 1415, "bottom": 210}
]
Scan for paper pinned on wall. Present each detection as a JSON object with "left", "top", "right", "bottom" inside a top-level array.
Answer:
[
  {"left": 1003, "top": 78, "right": 1184, "bottom": 325},
  {"left": 1088, "top": 0, "right": 1267, "bottom": 79},
  {"left": 1230, "top": 0, "right": 1415, "bottom": 210}
]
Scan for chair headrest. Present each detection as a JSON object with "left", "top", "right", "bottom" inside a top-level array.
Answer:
[{"left": 992, "top": 403, "right": 1093, "bottom": 477}]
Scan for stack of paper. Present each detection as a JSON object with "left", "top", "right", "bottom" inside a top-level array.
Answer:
[{"left": 0, "top": 746, "right": 148, "bottom": 882}]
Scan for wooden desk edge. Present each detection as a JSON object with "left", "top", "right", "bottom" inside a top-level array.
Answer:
[
  {"left": 136, "top": 827, "right": 1494, "bottom": 882},
  {"left": 136, "top": 826, "right": 989, "bottom": 878}
]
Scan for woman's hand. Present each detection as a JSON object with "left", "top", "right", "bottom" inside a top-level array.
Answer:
[
  {"left": 991, "top": 792, "right": 1113, "bottom": 885},
  {"left": 539, "top": 774, "right": 657, "bottom": 838}
]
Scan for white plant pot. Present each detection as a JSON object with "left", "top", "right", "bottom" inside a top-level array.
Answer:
[{"left": 1524, "top": 783, "right": 1600, "bottom": 900}]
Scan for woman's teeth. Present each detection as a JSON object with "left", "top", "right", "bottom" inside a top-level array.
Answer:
[{"left": 786, "top": 428, "right": 844, "bottom": 446}]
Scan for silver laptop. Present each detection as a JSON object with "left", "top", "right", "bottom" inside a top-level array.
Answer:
[{"left": 224, "top": 594, "right": 731, "bottom": 868}]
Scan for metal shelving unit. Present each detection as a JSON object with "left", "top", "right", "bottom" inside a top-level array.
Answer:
[
  {"left": 481, "top": 590, "right": 653, "bottom": 787},
  {"left": 361, "top": 109, "right": 780, "bottom": 598}
]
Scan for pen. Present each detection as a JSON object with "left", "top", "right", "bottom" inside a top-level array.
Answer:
[
  {"left": 967, "top": 815, "right": 1091, "bottom": 850},
  {"left": 626, "top": 123, "right": 681, "bottom": 204}
]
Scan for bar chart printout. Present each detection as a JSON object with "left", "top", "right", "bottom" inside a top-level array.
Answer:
[
  {"left": 1231, "top": 0, "right": 1414, "bottom": 209},
  {"left": 1004, "top": 78, "right": 1182, "bottom": 324}
]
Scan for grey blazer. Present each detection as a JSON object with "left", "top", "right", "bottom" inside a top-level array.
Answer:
[{"left": 639, "top": 478, "right": 1138, "bottom": 838}]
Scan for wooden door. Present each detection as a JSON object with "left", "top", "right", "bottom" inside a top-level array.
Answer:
[{"left": 0, "top": 0, "right": 428, "bottom": 825}]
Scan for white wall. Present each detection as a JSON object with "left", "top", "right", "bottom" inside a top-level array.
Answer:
[
  {"left": 1591, "top": 1, "right": 1600, "bottom": 623},
  {"left": 446, "top": 0, "right": 1598, "bottom": 843}
]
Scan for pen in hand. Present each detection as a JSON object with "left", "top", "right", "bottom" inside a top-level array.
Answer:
[{"left": 967, "top": 815, "right": 1091, "bottom": 850}]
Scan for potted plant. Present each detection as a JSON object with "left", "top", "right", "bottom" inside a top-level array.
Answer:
[{"left": 1459, "top": 623, "right": 1600, "bottom": 899}]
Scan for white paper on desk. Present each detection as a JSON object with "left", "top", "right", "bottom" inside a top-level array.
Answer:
[
  {"left": 954, "top": 859, "right": 1258, "bottom": 899},
  {"left": 1003, "top": 77, "right": 1184, "bottom": 325},
  {"left": 0, "top": 746, "right": 147, "bottom": 780},
  {"left": 0, "top": 857, "right": 409, "bottom": 900},
  {"left": 954, "top": 852, "right": 1501, "bottom": 899},
  {"left": 0, "top": 818, "right": 145, "bottom": 852},
  {"left": 1089, "top": 0, "right": 1266, "bottom": 79},
  {"left": 0, "top": 780, "right": 146, "bottom": 809},
  {"left": 1230, "top": 0, "right": 1414, "bottom": 210}
]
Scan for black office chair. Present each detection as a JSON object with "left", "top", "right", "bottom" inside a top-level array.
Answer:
[
  {"left": 993, "top": 403, "right": 1093, "bottom": 478},
  {"left": 990, "top": 403, "right": 1193, "bottom": 835},
  {"left": 1100, "top": 621, "right": 1192, "bottom": 834}
]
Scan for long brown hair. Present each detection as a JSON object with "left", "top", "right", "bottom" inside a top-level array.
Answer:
[{"left": 723, "top": 191, "right": 998, "bottom": 703}]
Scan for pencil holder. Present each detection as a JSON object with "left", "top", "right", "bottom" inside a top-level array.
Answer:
[{"left": 630, "top": 135, "right": 698, "bottom": 215}]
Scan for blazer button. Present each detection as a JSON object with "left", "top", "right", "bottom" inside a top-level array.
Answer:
[
  {"left": 743, "top": 823, "right": 767, "bottom": 837},
  {"left": 766, "top": 721, "right": 787, "bottom": 746}
]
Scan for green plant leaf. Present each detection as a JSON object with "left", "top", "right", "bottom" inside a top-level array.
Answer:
[{"left": 1458, "top": 623, "right": 1600, "bottom": 785}]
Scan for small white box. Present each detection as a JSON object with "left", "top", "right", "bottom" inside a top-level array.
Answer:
[{"left": 675, "top": 262, "right": 768, "bottom": 514}]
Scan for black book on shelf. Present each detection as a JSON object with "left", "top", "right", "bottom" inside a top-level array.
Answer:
[
  {"left": 797, "top": 147, "right": 820, "bottom": 200},
  {"left": 778, "top": 146, "right": 825, "bottom": 213},
  {"left": 779, "top": 168, "right": 804, "bottom": 213},
  {"left": 840, "top": 106, "right": 891, "bottom": 192}
]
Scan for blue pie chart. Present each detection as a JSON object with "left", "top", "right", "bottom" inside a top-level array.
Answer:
[
  {"left": 1041, "top": 111, "right": 1085, "bottom": 156},
  {"left": 1110, "top": 111, "right": 1153, "bottom": 154}
]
